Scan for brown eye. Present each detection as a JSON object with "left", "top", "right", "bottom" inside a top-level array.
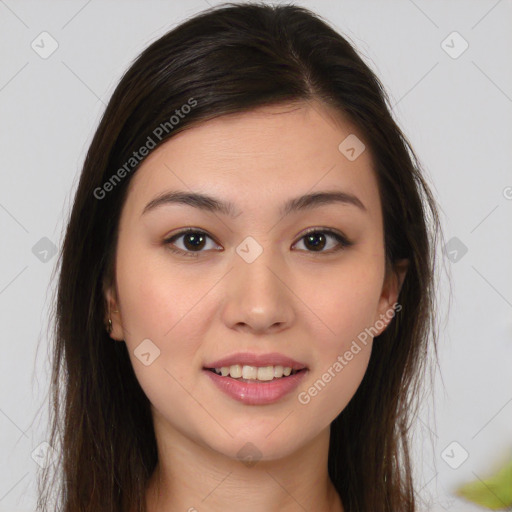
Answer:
[
  {"left": 293, "top": 229, "right": 353, "bottom": 254},
  {"left": 181, "top": 232, "right": 207, "bottom": 251},
  {"left": 164, "top": 229, "right": 220, "bottom": 257}
]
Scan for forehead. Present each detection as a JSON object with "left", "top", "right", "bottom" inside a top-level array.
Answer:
[{"left": 123, "top": 101, "right": 381, "bottom": 220}]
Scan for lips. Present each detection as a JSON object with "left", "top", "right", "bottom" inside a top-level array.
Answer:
[
  {"left": 204, "top": 366, "right": 308, "bottom": 405},
  {"left": 204, "top": 352, "right": 307, "bottom": 371},
  {"left": 203, "top": 352, "right": 309, "bottom": 405}
]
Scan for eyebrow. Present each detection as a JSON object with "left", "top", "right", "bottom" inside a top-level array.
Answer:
[{"left": 141, "top": 189, "right": 367, "bottom": 218}]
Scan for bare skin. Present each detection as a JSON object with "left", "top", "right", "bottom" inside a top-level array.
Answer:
[{"left": 108, "top": 100, "right": 408, "bottom": 512}]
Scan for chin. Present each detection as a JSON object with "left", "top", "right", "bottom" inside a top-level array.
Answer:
[{"left": 200, "top": 425, "right": 310, "bottom": 464}]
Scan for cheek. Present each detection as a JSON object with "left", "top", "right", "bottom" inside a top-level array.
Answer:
[
  {"left": 114, "top": 247, "right": 212, "bottom": 420},
  {"left": 303, "top": 256, "right": 385, "bottom": 352},
  {"left": 297, "top": 287, "right": 376, "bottom": 425},
  {"left": 294, "top": 256, "right": 383, "bottom": 416},
  {"left": 115, "top": 241, "right": 211, "bottom": 370}
]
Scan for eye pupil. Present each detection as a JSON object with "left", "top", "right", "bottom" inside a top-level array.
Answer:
[
  {"left": 184, "top": 233, "right": 206, "bottom": 250},
  {"left": 304, "top": 232, "right": 326, "bottom": 251}
]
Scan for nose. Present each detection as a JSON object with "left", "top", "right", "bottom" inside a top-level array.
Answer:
[{"left": 221, "top": 246, "right": 295, "bottom": 335}]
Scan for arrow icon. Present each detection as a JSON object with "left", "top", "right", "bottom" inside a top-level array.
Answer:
[
  {"left": 448, "top": 249, "right": 458, "bottom": 261},
  {"left": 31, "top": 31, "right": 59, "bottom": 59},
  {"left": 32, "top": 236, "right": 58, "bottom": 263},
  {"left": 134, "top": 339, "right": 161, "bottom": 366},
  {"left": 440, "top": 31, "right": 468, "bottom": 59},
  {"left": 441, "top": 441, "right": 469, "bottom": 469},
  {"left": 338, "top": 134, "right": 365, "bottom": 161},
  {"left": 444, "top": 236, "right": 467, "bottom": 263},
  {"left": 236, "top": 236, "right": 263, "bottom": 263}
]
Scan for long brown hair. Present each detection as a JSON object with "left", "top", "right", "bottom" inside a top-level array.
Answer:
[{"left": 36, "top": 3, "right": 447, "bottom": 511}]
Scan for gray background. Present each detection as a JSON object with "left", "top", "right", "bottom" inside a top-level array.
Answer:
[{"left": 1, "top": 1, "right": 511, "bottom": 511}]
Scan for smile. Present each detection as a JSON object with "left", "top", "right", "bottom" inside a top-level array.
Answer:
[
  {"left": 207, "top": 364, "right": 302, "bottom": 381},
  {"left": 203, "top": 352, "right": 309, "bottom": 405}
]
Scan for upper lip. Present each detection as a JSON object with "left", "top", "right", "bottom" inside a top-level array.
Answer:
[{"left": 204, "top": 352, "right": 307, "bottom": 371}]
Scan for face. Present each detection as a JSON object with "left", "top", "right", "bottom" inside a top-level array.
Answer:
[{"left": 105, "top": 101, "right": 406, "bottom": 462}]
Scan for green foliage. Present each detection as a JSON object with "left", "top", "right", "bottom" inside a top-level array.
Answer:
[{"left": 455, "top": 457, "right": 512, "bottom": 510}]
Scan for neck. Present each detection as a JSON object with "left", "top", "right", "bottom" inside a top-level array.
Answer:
[{"left": 144, "top": 424, "right": 343, "bottom": 512}]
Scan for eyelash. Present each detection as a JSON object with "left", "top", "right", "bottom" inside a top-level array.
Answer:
[{"left": 163, "top": 227, "right": 353, "bottom": 258}]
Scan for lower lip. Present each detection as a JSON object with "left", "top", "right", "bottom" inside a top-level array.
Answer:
[{"left": 204, "top": 369, "right": 308, "bottom": 405}]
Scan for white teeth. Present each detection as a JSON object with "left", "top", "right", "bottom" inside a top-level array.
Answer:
[
  {"left": 273, "top": 365, "right": 284, "bottom": 378},
  {"left": 242, "top": 365, "right": 258, "bottom": 379},
  {"left": 257, "top": 366, "right": 275, "bottom": 381},
  {"left": 213, "top": 364, "right": 298, "bottom": 381},
  {"left": 229, "top": 364, "right": 242, "bottom": 378}
]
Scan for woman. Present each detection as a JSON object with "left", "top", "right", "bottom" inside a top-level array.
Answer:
[{"left": 37, "top": 3, "right": 445, "bottom": 511}]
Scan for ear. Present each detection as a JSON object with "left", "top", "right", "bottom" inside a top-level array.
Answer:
[
  {"left": 373, "top": 258, "right": 409, "bottom": 336},
  {"left": 103, "top": 280, "right": 124, "bottom": 341}
]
